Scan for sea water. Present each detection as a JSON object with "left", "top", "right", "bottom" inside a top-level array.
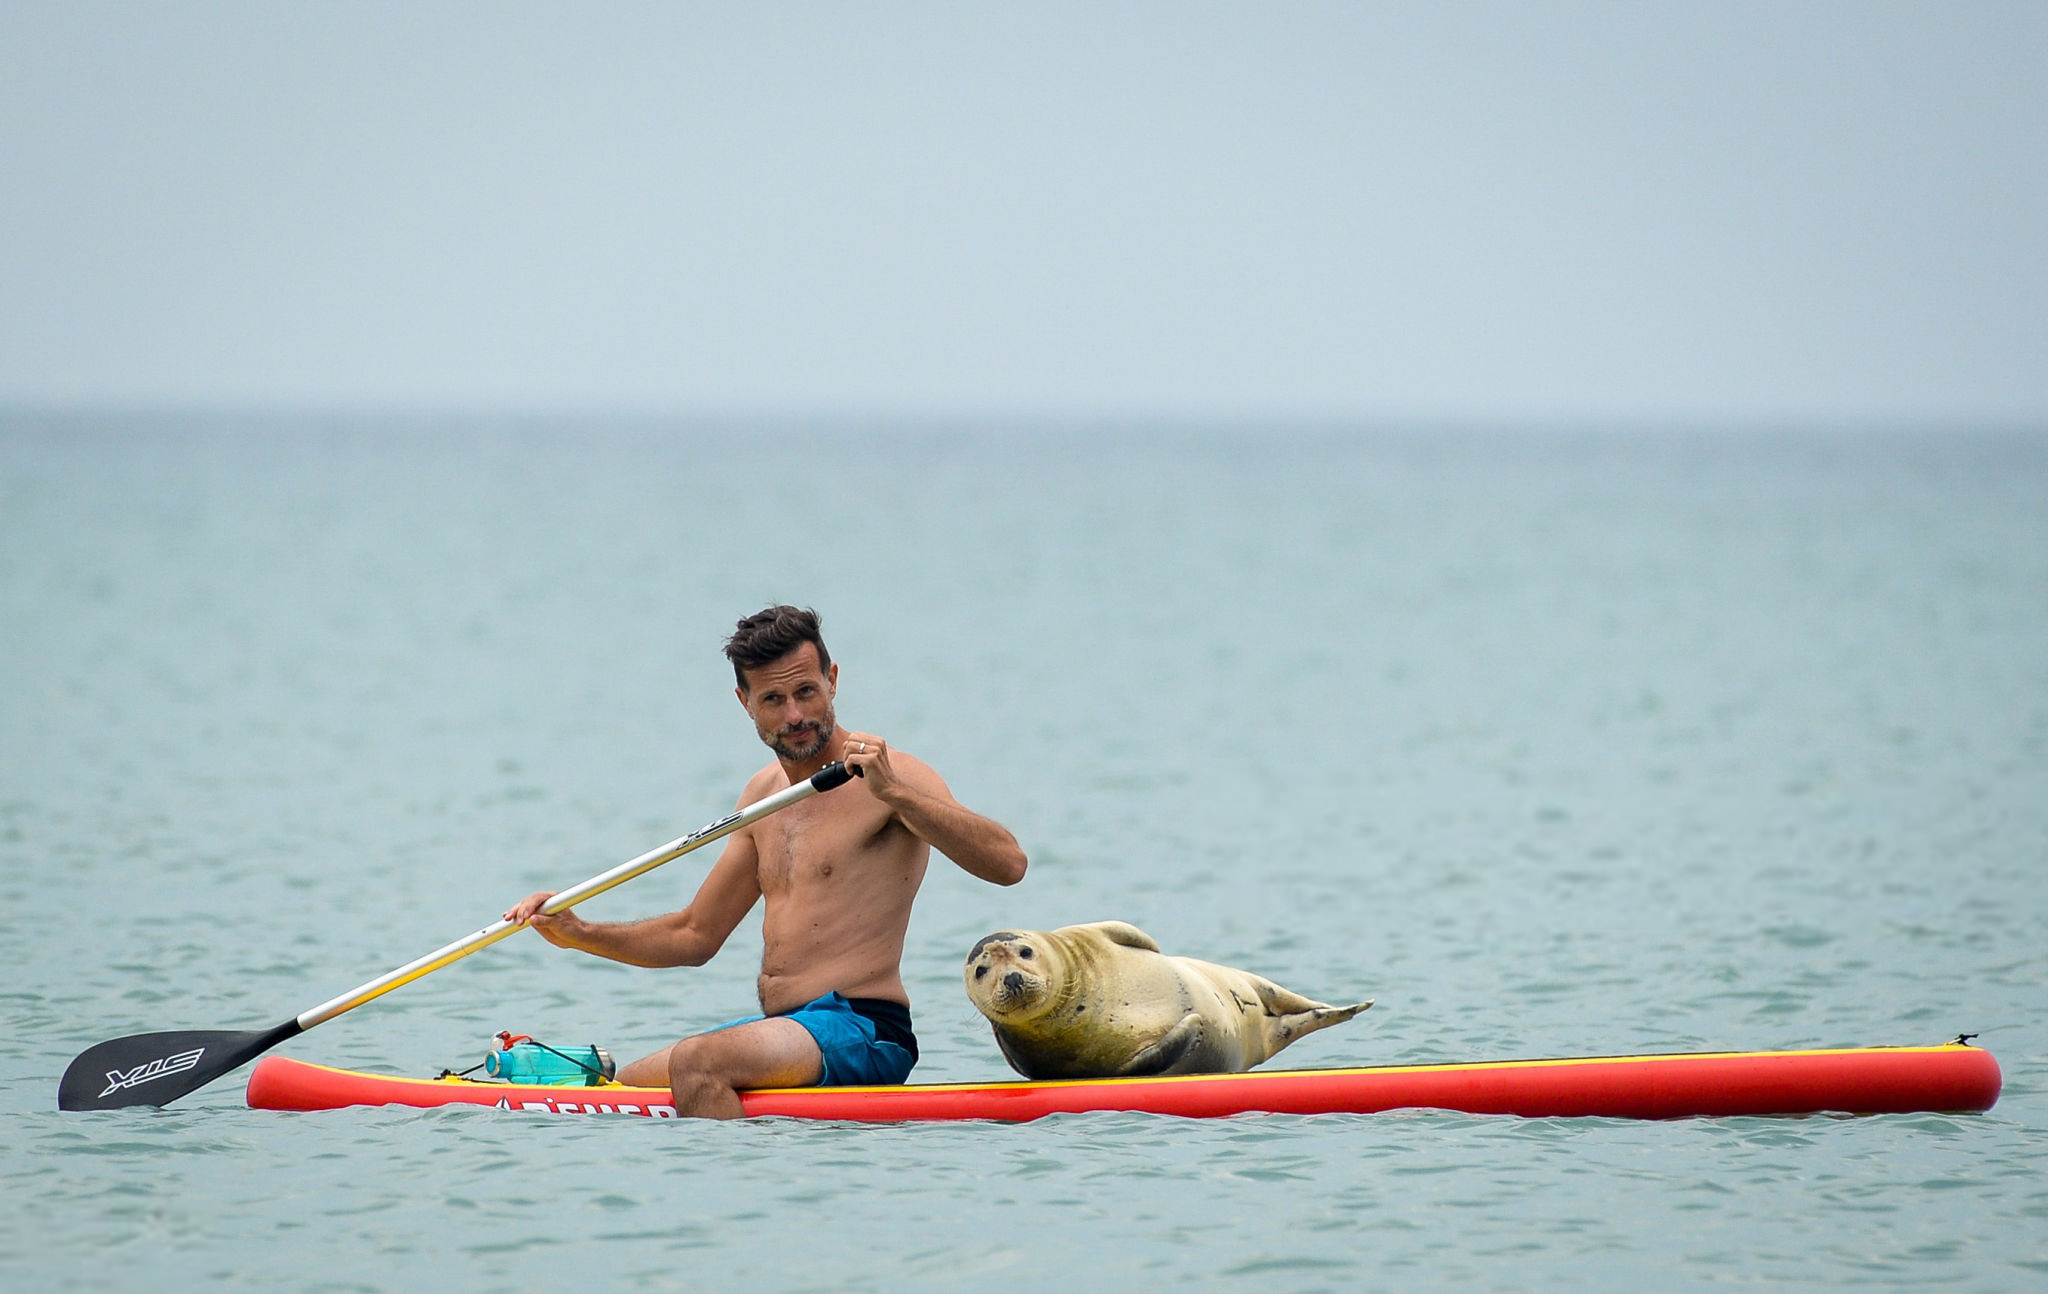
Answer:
[{"left": 2, "top": 417, "right": 2043, "bottom": 1291}]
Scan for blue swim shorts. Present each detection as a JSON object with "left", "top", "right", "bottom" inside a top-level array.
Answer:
[{"left": 710, "top": 991, "right": 918, "bottom": 1087}]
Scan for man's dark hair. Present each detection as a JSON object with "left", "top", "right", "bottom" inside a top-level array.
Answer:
[{"left": 724, "top": 605, "right": 831, "bottom": 691}]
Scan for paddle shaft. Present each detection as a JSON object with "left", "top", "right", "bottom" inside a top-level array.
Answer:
[
  {"left": 59, "top": 761, "right": 855, "bottom": 1110},
  {"left": 297, "top": 761, "right": 855, "bottom": 1029}
]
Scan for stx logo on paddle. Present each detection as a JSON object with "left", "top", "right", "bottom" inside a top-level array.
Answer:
[{"left": 99, "top": 1048, "right": 205, "bottom": 1098}]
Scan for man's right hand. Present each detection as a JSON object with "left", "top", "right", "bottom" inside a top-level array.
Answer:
[{"left": 503, "top": 891, "right": 587, "bottom": 949}]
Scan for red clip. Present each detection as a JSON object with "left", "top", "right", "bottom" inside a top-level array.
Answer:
[{"left": 495, "top": 1031, "right": 532, "bottom": 1050}]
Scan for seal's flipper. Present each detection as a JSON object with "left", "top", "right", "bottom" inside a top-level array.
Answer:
[
  {"left": 1070, "top": 921, "right": 1160, "bottom": 953},
  {"left": 1270, "top": 999, "right": 1374, "bottom": 1048},
  {"left": 1241, "top": 973, "right": 1338, "bottom": 1016},
  {"left": 1118, "top": 1012, "right": 1207, "bottom": 1076}
]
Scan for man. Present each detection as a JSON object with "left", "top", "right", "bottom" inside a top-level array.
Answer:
[{"left": 503, "top": 606, "right": 1027, "bottom": 1118}]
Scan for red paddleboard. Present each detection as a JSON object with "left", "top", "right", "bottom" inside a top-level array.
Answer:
[{"left": 246, "top": 1042, "right": 2001, "bottom": 1122}]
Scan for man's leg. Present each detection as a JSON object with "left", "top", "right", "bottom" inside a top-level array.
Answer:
[{"left": 617, "top": 1018, "right": 823, "bottom": 1119}]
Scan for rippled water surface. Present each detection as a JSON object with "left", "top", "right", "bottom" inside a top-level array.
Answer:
[{"left": 4, "top": 418, "right": 2045, "bottom": 1290}]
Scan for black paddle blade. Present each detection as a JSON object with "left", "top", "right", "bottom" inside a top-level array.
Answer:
[{"left": 59, "top": 1020, "right": 302, "bottom": 1111}]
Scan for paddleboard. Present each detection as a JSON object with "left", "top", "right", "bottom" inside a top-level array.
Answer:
[{"left": 246, "top": 1042, "right": 2000, "bottom": 1122}]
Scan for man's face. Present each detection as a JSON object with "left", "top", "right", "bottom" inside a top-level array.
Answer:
[{"left": 737, "top": 643, "right": 838, "bottom": 763}]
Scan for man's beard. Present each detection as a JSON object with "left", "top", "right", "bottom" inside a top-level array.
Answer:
[{"left": 766, "top": 707, "right": 835, "bottom": 762}]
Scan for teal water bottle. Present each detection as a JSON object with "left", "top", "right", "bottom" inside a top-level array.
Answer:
[{"left": 484, "top": 1036, "right": 617, "bottom": 1086}]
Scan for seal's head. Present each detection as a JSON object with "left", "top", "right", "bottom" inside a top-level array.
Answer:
[{"left": 964, "top": 929, "right": 1061, "bottom": 1023}]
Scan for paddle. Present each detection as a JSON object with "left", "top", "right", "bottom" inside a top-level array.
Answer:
[{"left": 59, "top": 761, "right": 858, "bottom": 1111}]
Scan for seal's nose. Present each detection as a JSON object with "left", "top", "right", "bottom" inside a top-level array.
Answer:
[{"left": 1003, "top": 971, "right": 1024, "bottom": 993}]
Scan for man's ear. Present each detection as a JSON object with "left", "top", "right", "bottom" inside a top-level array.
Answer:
[
  {"left": 735, "top": 685, "right": 750, "bottom": 709},
  {"left": 827, "top": 662, "right": 839, "bottom": 693}
]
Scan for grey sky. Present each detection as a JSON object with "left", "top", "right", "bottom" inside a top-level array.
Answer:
[{"left": 3, "top": 2, "right": 2043, "bottom": 425}]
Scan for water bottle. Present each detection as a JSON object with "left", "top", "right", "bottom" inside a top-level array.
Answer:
[{"left": 484, "top": 1037, "right": 617, "bottom": 1086}]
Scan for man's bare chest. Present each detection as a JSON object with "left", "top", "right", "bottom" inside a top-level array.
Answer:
[{"left": 752, "top": 797, "right": 905, "bottom": 892}]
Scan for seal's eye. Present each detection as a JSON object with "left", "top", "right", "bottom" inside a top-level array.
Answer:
[
  {"left": 1019, "top": 947, "right": 1034, "bottom": 960},
  {"left": 974, "top": 965, "right": 989, "bottom": 980}
]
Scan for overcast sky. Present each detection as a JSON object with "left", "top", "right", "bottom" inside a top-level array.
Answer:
[{"left": 3, "top": 3, "right": 2043, "bottom": 426}]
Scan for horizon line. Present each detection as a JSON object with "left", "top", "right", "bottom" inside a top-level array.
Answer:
[{"left": 4, "top": 399, "right": 2044, "bottom": 439}]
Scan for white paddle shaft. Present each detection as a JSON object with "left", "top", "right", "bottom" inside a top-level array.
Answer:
[{"left": 294, "top": 764, "right": 851, "bottom": 1030}]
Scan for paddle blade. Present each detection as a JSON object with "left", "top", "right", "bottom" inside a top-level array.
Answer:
[{"left": 59, "top": 1021, "right": 302, "bottom": 1111}]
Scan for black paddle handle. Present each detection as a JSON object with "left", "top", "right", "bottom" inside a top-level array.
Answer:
[{"left": 813, "top": 760, "right": 859, "bottom": 790}]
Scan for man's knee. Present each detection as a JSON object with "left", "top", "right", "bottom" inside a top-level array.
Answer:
[
  {"left": 662, "top": 1034, "right": 753, "bottom": 1119},
  {"left": 666, "top": 1017, "right": 824, "bottom": 1096},
  {"left": 666, "top": 1034, "right": 728, "bottom": 1085}
]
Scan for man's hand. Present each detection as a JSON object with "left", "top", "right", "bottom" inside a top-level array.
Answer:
[
  {"left": 503, "top": 890, "right": 591, "bottom": 949},
  {"left": 839, "top": 732, "right": 1027, "bottom": 886},
  {"left": 840, "top": 730, "right": 901, "bottom": 799}
]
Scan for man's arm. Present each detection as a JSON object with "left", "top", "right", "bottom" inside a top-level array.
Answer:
[
  {"left": 842, "top": 731, "right": 1027, "bottom": 886},
  {"left": 503, "top": 827, "right": 765, "bottom": 966}
]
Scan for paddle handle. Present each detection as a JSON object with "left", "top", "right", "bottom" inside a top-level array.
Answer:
[{"left": 294, "top": 762, "right": 855, "bottom": 1030}]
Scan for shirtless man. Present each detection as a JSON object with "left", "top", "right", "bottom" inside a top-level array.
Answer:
[{"left": 503, "top": 606, "right": 1027, "bottom": 1118}]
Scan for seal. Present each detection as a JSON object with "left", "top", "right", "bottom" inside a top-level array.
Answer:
[{"left": 963, "top": 921, "right": 1373, "bottom": 1079}]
